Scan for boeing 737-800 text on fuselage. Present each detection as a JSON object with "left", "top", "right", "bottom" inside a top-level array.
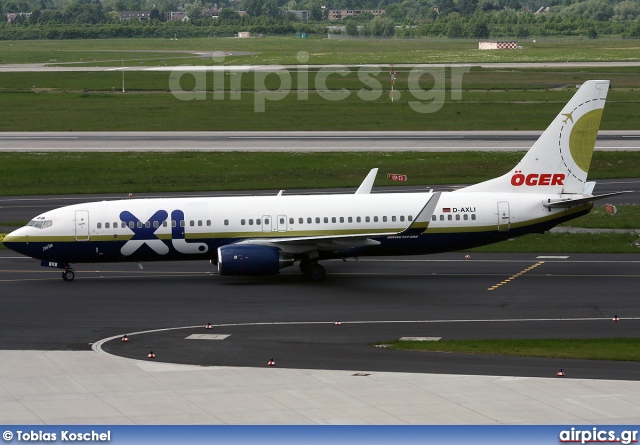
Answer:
[{"left": 4, "top": 80, "right": 624, "bottom": 281}]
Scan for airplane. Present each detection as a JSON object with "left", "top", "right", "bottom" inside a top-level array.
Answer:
[{"left": 3, "top": 80, "right": 626, "bottom": 282}]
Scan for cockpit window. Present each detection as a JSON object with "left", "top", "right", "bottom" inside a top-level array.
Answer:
[{"left": 27, "top": 219, "right": 52, "bottom": 229}]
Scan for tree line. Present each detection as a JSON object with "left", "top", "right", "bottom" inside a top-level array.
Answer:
[{"left": 1, "top": 0, "right": 639, "bottom": 39}]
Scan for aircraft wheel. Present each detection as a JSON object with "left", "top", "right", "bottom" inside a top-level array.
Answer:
[
  {"left": 307, "top": 264, "right": 326, "bottom": 282},
  {"left": 299, "top": 260, "right": 311, "bottom": 275},
  {"left": 62, "top": 270, "right": 75, "bottom": 281}
]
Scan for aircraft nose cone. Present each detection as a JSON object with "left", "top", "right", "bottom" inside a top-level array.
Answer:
[{"left": 2, "top": 228, "right": 27, "bottom": 255}]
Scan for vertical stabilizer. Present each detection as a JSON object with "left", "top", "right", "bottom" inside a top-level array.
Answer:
[{"left": 461, "top": 80, "right": 609, "bottom": 194}]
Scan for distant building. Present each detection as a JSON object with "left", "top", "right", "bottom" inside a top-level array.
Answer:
[
  {"left": 118, "top": 11, "right": 152, "bottom": 20},
  {"left": 287, "top": 10, "right": 310, "bottom": 21},
  {"left": 201, "top": 7, "right": 221, "bottom": 18},
  {"left": 6, "top": 12, "right": 32, "bottom": 23},
  {"left": 164, "top": 11, "right": 189, "bottom": 21},
  {"left": 327, "top": 9, "right": 385, "bottom": 20},
  {"left": 535, "top": 6, "right": 550, "bottom": 13}
]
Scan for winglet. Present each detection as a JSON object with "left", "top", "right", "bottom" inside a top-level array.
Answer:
[
  {"left": 355, "top": 168, "right": 378, "bottom": 194},
  {"left": 398, "top": 192, "right": 441, "bottom": 235}
]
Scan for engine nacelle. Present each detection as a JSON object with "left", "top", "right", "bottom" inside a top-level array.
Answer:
[{"left": 217, "top": 245, "right": 294, "bottom": 276}]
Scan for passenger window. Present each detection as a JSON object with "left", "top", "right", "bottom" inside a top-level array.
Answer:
[
  {"left": 189, "top": 220, "right": 194, "bottom": 227},
  {"left": 180, "top": 220, "right": 185, "bottom": 227},
  {"left": 332, "top": 217, "right": 336, "bottom": 223},
  {"left": 392, "top": 216, "right": 396, "bottom": 222},
  {"left": 129, "top": 221, "right": 135, "bottom": 229},
  {"left": 315, "top": 217, "right": 320, "bottom": 223},
  {"left": 431, "top": 215, "right": 436, "bottom": 221},
  {"left": 144, "top": 221, "right": 150, "bottom": 228},
  {"left": 241, "top": 219, "right": 246, "bottom": 225},
  {"left": 400, "top": 216, "right": 405, "bottom": 222},
  {"left": 439, "top": 215, "right": 444, "bottom": 221},
  {"left": 383, "top": 216, "right": 387, "bottom": 222},
  {"left": 471, "top": 214, "right": 476, "bottom": 220},
  {"left": 224, "top": 219, "right": 229, "bottom": 226},
  {"left": 464, "top": 214, "right": 468, "bottom": 220},
  {"left": 171, "top": 220, "right": 177, "bottom": 228},
  {"left": 307, "top": 217, "right": 312, "bottom": 224},
  {"left": 198, "top": 220, "right": 202, "bottom": 226},
  {"left": 340, "top": 217, "right": 344, "bottom": 223},
  {"left": 256, "top": 219, "right": 261, "bottom": 225},
  {"left": 280, "top": 218, "right": 285, "bottom": 224},
  {"left": 324, "top": 217, "right": 328, "bottom": 223},
  {"left": 122, "top": 222, "right": 126, "bottom": 228},
  {"left": 249, "top": 219, "right": 254, "bottom": 225},
  {"left": 264, "top": 219, "right": 269, "bottom": 224},
  {"left": 289, "top": 218, "right": 294, "bottom": 224},
  {"left": 153, "top": 221, "right": 159, "bottom": 228},
  {"left": 374, "top": 216, "right": 378, "bottom": 222},
  {"left": 448, "top": 215, "right": 452, "bottom": 221},
  {"left": 408, "top": 216, "right": 413, "bottom": 221},
  {"left": 299, "top": 218, "right": 304, "bottom": 224},
  {"left": 105, "top": 222, "right": 110, "bottom": 229},
  {"left": 348, "top": 217, "right": 353, "bottom": 223},
  {"left": 455, "top": 214, "right": 460, "bottom": 221},
  {"left": 365, "top": 216, "right": 370, "bottom": 222},
  {"left": 97, "top": 223, "right": 102, "bottom": 229},
  {"left": 356, "top": 216, "right": 361, "bottom": 223},
  {"left": 207, "top": 220, "right": 211, "bottom": 226}
]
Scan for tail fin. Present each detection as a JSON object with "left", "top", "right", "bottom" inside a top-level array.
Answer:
[{"left": 461, "top": 80, "right": 609, "bottom": 194}]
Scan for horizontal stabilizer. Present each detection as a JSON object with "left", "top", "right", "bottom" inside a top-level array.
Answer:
[{"left": 543, "top": 191, "right": 631, "bottom": 208}]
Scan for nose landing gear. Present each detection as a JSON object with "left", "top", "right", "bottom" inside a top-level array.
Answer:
[{"left": 62, "top": 269, "right": 75, "bottom": 281}]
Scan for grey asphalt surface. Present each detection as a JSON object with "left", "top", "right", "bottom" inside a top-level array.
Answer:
[
  {"left": 1, "top": 131, "right": 640, "bottom": 151},
  {"left": 1, "top": 251, "right": 639, "bottom": 380}
]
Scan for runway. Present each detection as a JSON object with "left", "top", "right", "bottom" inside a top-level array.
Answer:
[
  {"left": 1, "top": 131, "right": 640, "bottom": 152},
  {"left": 1, "top": 251, "right": 639, "bottom": 381}
]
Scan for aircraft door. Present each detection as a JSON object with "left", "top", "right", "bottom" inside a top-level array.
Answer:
[
  {"left": 497, "top": 201, "right": 510, "bottom": 231},
  {"left": 262, "top": 215, "right": 272, "bottom": 232},
  {"left": 75, "top": 210, "right": 90, "bottom": 241},
  {"left": 277, "top": 215, "right": 287, "bottom": 232}
]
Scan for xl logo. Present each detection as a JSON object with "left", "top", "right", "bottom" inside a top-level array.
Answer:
[{"left": 119, "top": 209, "right": 208, "bottom": 256}]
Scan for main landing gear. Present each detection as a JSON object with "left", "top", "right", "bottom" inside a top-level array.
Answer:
[
  {"left": 299, "top": 258, "right": 326, "bottom": 282},
  {"left": 62, "top": 269, "right": 75, "bottom": 281}
]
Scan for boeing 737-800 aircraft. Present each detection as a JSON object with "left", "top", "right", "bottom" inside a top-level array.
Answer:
[{"left": 4, "top": 80, "right": 624, "bottom": 281}]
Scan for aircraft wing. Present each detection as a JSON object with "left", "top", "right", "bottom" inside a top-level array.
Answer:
[
  {"left": 543, "top": 191, "right": 631, "bottom": 209},
  {"left": 235, "top": 231, "right": 395, "bottom": 254}
]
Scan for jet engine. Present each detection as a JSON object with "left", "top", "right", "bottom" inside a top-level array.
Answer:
[{"left": 217, "top": 245, "right": 294, "bottom": 276}]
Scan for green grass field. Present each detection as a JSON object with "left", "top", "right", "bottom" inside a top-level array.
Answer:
[
  {"left": 1, "top": 89, "right": 639, "bottom": 131},
  {"left": 1, "top": 151, "right": 638, "bottom": 195},
  {"left": 2, "top": 37, "right": 640, "bottom": 66},
  {"left": 381, "top": 338, "right": 640, "bottom": 362}
]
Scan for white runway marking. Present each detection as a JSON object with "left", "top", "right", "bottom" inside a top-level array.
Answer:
[{"left": 93, "top": 316, "right": 640, "bottom": 359}]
